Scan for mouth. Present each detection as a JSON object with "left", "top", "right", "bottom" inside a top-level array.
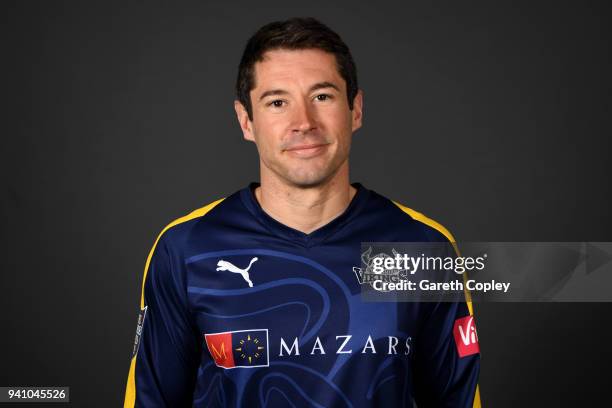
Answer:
[{"left": 284, "top": 143, "right": 330, "bottom": 158}]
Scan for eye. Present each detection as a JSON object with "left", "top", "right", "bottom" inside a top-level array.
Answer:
[
  {"left": 315, "top": 94, "right": 333, "bottom": 102},
  {"left": 267, "top": 100, "right": 285, "bottom": 108}
]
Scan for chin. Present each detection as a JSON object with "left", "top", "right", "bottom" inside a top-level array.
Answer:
[
  {"left": 270, "top": 155, "right": 347, "bottom": 188},
  {"left": 283, "top": 167, "right": 337, "bottom": 188}
]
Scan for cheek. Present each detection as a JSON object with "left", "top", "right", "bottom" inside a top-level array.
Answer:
[
  {"left": 252, "top": 117, "right": 286, "bottom": 150},
  {"left": 321, "top": 101, "right": 351, "bottom": 122},
  {"left": 323, "top": 106, "right": 353, "bottom": 139}
]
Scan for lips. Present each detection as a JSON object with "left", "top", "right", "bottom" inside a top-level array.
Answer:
[
  {"left": 285, "top": 143, "right": 327, "bottom": 151},
  {"left": 284, "top": 143, "right": 329, "bottom": 158}
]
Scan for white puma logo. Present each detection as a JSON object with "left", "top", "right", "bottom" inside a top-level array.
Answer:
[{"left": 216, "top": 257, "right": 259, "bottom": 287}]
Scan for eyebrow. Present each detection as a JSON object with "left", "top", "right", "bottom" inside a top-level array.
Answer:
[
  {"left": 258, "top": 81, "right": 340, "bottom": 101},
  {"left": 309, "top": 81, "right": 340, "bottom": 93}
]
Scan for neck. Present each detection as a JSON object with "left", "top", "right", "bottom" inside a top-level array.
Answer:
[{"left": 255, "top": 162, "right": 356, "bottom": 234}]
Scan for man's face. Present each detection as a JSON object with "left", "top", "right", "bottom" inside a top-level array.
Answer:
[{"left": 235, "top": 48, "right": 363, "bottom": 188}]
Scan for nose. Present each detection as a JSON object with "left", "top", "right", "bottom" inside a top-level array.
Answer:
[{"left": 291, "top": 101, "right": 317, "bottom": 133}]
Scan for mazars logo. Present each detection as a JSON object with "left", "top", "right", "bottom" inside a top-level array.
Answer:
[
  {"left": 453, "top": 315, "right": 480, "bottom": 357},
  {"left": 204, "top": 330, "right": 412, "bottom": 369}
]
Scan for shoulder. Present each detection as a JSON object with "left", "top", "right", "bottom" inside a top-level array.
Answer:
[
  {"left": 363, "top": 187, "right": 455, "bottom": 243},
  {"left": 155, "top": 197, "right": 226, "bottom": 248},
  {"left": 145, "top": 197, "right": 225, "bottom": 255},
  {"left": 391, "top": 200, "right": 456, "bottom": 243},
  {"left": 136, "top": 197, "right": 226, "bottom": 307}
]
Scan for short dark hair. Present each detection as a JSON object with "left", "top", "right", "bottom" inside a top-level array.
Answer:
[{"left": 236, "top": 17, "right": 359, "bottom": 120}]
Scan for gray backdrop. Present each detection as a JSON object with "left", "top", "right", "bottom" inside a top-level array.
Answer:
[{"left": 2, "top": 1, "right": 611, "bottom": 406}]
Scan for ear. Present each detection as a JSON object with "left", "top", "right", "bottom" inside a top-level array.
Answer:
[
  {"left": 351, "top": 89, "right": 363, "bottom": 132},
  {"left": 234, "top": 100, "right": 255, "bottom": 142}
]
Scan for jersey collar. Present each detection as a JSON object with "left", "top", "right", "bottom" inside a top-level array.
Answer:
[{"left": 240, "top": 182, "right": 370, "bottom": 247}]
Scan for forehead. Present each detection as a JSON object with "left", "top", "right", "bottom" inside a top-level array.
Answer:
[{"left": 252, "top": 48, "right": 344, "bottom": 91}]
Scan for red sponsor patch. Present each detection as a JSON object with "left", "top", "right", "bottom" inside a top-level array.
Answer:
[
  {"left": 453, "top": 315, "right": 480, "bottom": 357},
  {"left": 204, "top": 329, "right": 269, "bottom": 369},
  {"left": 205, "top": 332, "right": 235, "bottom": 368}
]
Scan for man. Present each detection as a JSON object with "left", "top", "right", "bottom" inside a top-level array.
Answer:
[{"left": 124, "top": 17, "right": 480, "bottom": 407}]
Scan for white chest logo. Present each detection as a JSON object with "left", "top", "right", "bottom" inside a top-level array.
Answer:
[{"left": 216, "top": 257, "right": 258, "bottom": 287}]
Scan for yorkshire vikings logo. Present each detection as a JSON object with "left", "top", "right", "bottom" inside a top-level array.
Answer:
[
  {"left": 204, "top": 329, "right": 269, "bottom": 369},
  {"left": 353, "top": 247, "right": 409, "bottom": 290}
]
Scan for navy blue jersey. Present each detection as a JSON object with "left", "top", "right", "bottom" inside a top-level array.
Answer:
[{"left": 124, "top": 183, "right": 481, "bottom": 407}]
